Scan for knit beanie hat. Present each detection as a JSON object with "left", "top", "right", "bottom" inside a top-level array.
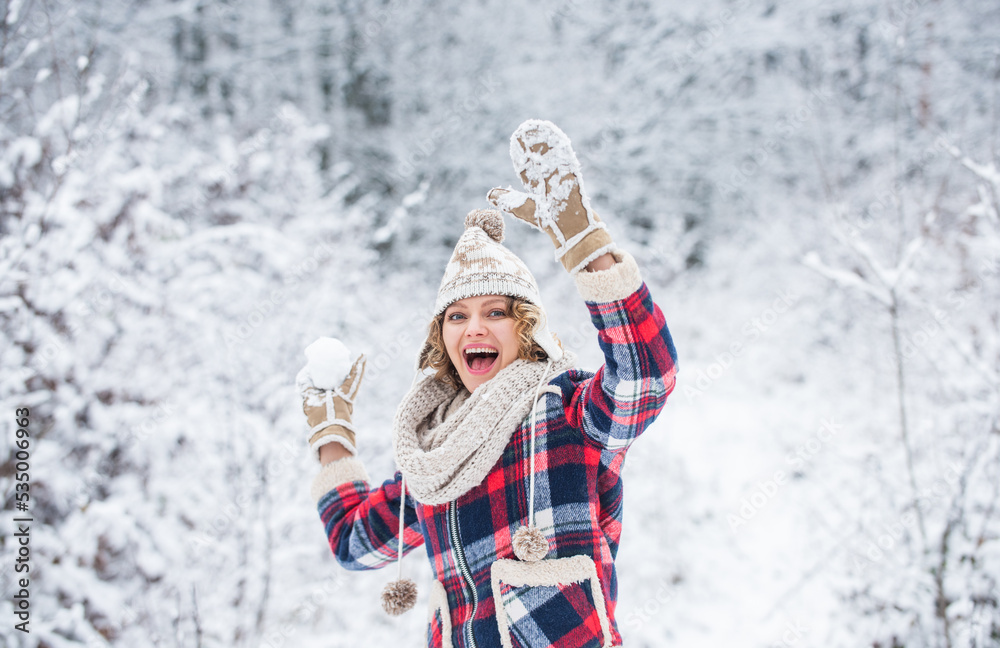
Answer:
[{"left": 425, "top": 209, "right": 563, "bottom": 362}]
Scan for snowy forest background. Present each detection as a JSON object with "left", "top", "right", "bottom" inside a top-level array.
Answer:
[{"left": 2, "top": 0, "right": 999, "bottom": 646}]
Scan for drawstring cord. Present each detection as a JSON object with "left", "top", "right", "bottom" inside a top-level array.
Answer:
[
  {"left": 510, "top": 359, "right": 555, "bottom": 563},
  {"left": 381, "top": 374, "right": 420, "bottom": 616},
  {"left": 381, "top": 471, "right": 418, "bottom": 615},
  {"left": 396, "top": 473, "right": 407, "bottom": 580},
  {"left": 527, "top": 358, "right": 553, "bottom": 530}
]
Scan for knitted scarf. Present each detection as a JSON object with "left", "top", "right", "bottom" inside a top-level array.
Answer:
[{"left": 393, "top": 353, "right": 577, "bottom": 505}]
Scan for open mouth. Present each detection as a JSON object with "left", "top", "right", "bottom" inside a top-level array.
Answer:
[{"left": 463, "top": 346, "right": 499, "bottom": 374}]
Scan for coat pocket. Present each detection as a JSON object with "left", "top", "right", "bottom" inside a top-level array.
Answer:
[
  {"left": 490, "top": 555, "right": 612, "bottom": 648},
  {"left": 427, "top": 579, "right": 453, "bottom": 648}
]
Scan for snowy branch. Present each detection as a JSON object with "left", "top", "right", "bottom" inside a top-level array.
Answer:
[{"left": 802, "top": 250, "right": 893, "bottom": 306}]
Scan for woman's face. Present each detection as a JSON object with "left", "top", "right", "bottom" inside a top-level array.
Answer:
[{"left": 443, "top": 295, "right": 520, "bottom": 393}]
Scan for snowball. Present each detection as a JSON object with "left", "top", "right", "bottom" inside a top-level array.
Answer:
[{"left": 304, "top": 337, "right": 353, "bottom": 389}]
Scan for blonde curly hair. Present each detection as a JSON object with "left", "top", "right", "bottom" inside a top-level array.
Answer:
[{"left": 420, "top": 297, "right": 553, "bottom": 389}]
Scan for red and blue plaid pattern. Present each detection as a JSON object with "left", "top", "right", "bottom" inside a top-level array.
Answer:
[
  {"left": 497, "top": 578, "right": 605, "bottom": 648},
  {"left": 318, "top": 282, "right": 677, "bottom": 647},
  {"left": 429, "top": 608, "right": 447, "bottom": 646}
]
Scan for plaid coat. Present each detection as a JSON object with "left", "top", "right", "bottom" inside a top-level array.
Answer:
[{"left": 316, "top": 281, "right": 677, "bottom": 648}]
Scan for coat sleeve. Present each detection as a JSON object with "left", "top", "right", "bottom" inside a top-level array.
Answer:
[
  {"left": 571, "top": 251, "right": 678, "bottom": 450},
  {"left": 311, "top": 457, "right": 424, "bottom": 570}
]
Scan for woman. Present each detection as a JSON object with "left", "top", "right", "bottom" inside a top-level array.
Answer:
[{"left": 298, "top": 120, "right": 678, "bottom": 648}]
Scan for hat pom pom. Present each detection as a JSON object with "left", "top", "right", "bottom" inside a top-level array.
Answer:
[
  {"left": 465, "top": 209, "right": 505, "bottom": 243},
  {"left": 512, "top": 525, "right": 548, "bottom": 562},
  {"left": 381, "top": 578, "right": 418, "bottom": 616}
]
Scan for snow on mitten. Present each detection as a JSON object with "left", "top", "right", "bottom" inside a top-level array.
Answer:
[
  {"left": 296, "top": 337, "right": 365, "bottom": 460},
  {"left": 488, "top": 119, "right": 616, "bottom": 275}
]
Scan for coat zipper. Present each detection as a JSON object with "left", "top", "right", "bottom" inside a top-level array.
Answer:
[{"left": 448, "top": 500, "right": 479, "bottom": 648}]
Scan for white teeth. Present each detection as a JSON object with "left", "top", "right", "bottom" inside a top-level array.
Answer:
[{"left": 464, "top": 347, "right": 498, "bottom": 355}]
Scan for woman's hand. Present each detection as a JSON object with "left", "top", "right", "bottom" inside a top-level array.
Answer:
[
  {"left": 488, "top": 119, "right": 617, "bottom": 275},
  {"left": 296, "top": 354, "right": 366, "bottom": 462},
  {"left": 318, "top": 442, "right": 352, "bottom": 464},
  {"left": 585, "top": 253, "right": 616, "bottom": 272}
]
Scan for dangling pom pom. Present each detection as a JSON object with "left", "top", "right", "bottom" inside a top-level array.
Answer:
[
  {"left": 465, "top": 209, "right": 505, "bottom": 243},
  {"left": 381, "top": 579, "right": 418, "bottom": 616},
  {"left": 512, "top": 525, "right": 548, "bottom": 562}
]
